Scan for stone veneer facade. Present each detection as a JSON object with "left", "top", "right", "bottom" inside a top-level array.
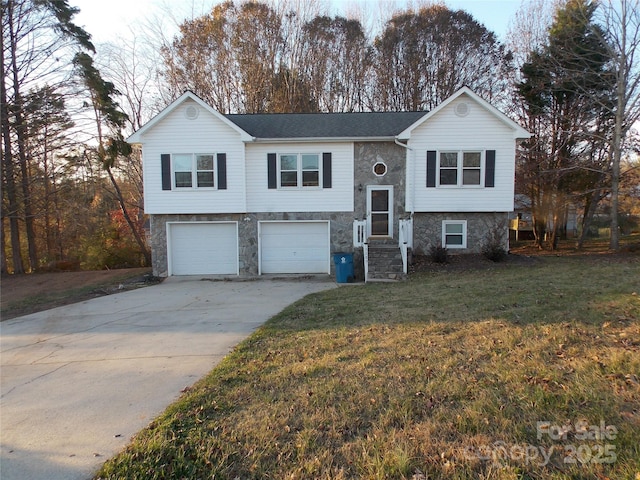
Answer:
[
  {"left": 149, "top": 141, "right": 509, "bottom": 277},
  {"left": 411, "top": 212, "right": 509, "bottom": 256},
  {"left": 352, "top": 141, "right": 408, "bottom": 238},
  {"left": 149, "top": 212, "right": 355, "bottom": 277}
]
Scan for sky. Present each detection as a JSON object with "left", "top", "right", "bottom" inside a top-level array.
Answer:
[{"left": 69, "top": 0, "right": 523, "bottom": 44}]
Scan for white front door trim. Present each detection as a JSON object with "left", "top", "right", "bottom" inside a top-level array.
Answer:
[{"left": 366, "top": 185, "right": 394, "bottom": 238}]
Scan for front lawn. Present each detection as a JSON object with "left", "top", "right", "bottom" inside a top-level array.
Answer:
[{"left": 96, "top": 255, "right": 639, "bottom": 480}]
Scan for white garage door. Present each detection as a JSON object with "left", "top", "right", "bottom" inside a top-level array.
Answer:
[
  {"left": 260, "top": 221, "right": 330, "bottom": 274},
  {"left": 169, "top": 223, "right": 238, "bottom": 275}
]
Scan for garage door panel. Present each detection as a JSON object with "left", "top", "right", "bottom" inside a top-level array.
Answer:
[
  {"left": 260, "top": 222, "right": 329, "bottom": 274},
  {"left": 169, "top": 223, "right": 238, "bottom": 275}
]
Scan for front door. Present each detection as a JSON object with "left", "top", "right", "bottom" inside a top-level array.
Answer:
[{"left": 367, "top": 185, "right": 393, "bottom": 237}]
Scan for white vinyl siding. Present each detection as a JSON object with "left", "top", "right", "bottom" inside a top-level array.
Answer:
[
  {"left": 141, "top": 98, "right": 246, "bottom": 214},
  {"left": 168, "top": 222, "right": 238, "bottom": 275},
  {"left": 246, "top": 142, "right": 353, "bottom": 212},
  {"left": 259, "top": 221, "right": 330, "bottom": 274},
  {"left": 406, "top": 95, "right": 516, "bottom": 212}
]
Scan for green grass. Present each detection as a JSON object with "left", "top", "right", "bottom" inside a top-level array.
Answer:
[{"left": 96, "top": 256, "right": 640, "bottom": 480}]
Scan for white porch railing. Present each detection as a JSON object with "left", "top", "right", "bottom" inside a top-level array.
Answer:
[
  {"left": 398, "top": 217, "right": 413, "bottom": 274},
  {"left": 363, "top": 242, "right": 369, "bottom": 283},
  {"left": 353, "top": 220, "right": 366, "bottom": 247}
]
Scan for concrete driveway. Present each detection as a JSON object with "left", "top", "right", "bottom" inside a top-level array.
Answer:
[{"left": 1, "top": 277, "right": 333, "bottom": 480}]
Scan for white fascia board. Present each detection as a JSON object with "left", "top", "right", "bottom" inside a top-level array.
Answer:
[
  {"left": 127, "top": 91, "right": 254, "bottom": 144},
  {"left": 249, "top": 136, "right": 396, "bottom": 143},
  {"left": 396, "top": 86, "right": 531, "bottom": 141}
]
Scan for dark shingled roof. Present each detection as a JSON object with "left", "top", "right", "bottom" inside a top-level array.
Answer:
[{"left": 225, "top": 111, "right": 427, "bottom": 139}]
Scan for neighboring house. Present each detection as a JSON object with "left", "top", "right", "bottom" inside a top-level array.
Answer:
[
  {"left": 127, "top": 87, "right": 530, "bottom": 280},
  {"left": 509, "top": 194, "right": 579, "bottom": 242},
  {"left": 509, "top": 194, "right": 535, "bottom": 242}
]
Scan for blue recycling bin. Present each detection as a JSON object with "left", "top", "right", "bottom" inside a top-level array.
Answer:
[{"left": 333, "top": 252, "right": 354, "bottom": 283}]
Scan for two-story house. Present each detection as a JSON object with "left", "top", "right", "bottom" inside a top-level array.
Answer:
[{"left": 127, "top": 87, "right": 530, "bottom": 280}]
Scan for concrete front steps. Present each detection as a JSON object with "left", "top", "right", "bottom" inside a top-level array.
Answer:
[{"left": 366, "top": 239, "right": 406, "bottom": 282}]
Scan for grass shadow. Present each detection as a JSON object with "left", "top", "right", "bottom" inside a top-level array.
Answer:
[{"left": 266, "top": 254, "right": 639, "bottom": 333}]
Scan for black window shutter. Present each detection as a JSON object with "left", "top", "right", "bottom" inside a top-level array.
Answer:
[
  {"left": 161, "top": 154, "right": 171, "bottom": 190},
  {"left": 485, "top": 150, "right": 496, "bottom": 187},
  {"left": 426, "top": 150, "right": 436, "bottom": 187},
  {"left": 217, "top": 153, "right": 227, "bottom": 190},
  {"left": 322, "top": 152, "right": 332, "bottom": 188},
  {"left": 267, "top": 153, "right": 277, "bottom": 189}
]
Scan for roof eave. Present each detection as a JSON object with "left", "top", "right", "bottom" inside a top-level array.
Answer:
[{"left": 248, "top": 136, "right": 397, "bottom": 143}]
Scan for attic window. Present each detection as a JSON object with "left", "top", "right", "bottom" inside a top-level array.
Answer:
[
  {"left": 185, "top": 105, "right": 199, "bottom": 120},
  {"left": 373, "top": 162, "right": 387, "bottom": 177},
  {"left": 455, "top": 102, "right": 470, "bottom": 117}
]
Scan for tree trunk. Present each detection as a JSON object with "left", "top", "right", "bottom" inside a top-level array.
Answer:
[
  {"left": 610, "top": 107, "right": 623, "bottom": 251},
  {"left": 532, "top": 215, "right": 546, "bottom": 249},
  {"left": 43, "top": 136, "right": 53, "bottom": 259},
  {"left": 577, "top": 188, "right": 604, "bottom": 249},
  {"left": 9, "top": 7, "right": 38, "bottom": 270},
  {"left": 609, "top": 1, "right": 630, "bottom": 252},
  {"left": 548, "top": 211, "right": 559, "bottom": 250},
  {"left": 105, "top": 166, "right": 151, "bottom": 266},
  {"left": 0, "top": 217, "right": 7, "bottom": 275},
  {"left": 0, "top": 22, "right": 25, "bottom": 274}
]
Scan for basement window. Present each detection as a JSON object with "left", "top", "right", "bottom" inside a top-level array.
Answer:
[{"left": 442, "top": 220, "right": 467, "bottom": 249}]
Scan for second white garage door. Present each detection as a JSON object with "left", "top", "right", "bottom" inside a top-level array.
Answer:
[
  {"left": 168, "top": 222, "right": 238, "bottom": 275},
  {"left": 260, "top": 221, "right": 330, "bottom": 274}
]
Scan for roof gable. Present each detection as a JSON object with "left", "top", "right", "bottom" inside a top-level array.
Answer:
[
  {"left": 128, "top": 87, "right": 528, "bottom": 144},
  {"left": 397, "top": 87, "right": 531, "bottom": 140},
  {"left": 127, "top": 91, "right": 254, "bottom": 143}
]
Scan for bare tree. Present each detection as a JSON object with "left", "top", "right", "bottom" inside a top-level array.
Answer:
[
  {"left": 22, "top": 86, "right": 75, "bottom": 261},
  {"left": 507, "top": 0, "right": 563, "bottom": 72},
  {"left": 301, "top": 15, "right": 372, "bottom": 112},
  {"left": 520, "top": 0, "right": 640, "bottom": 249},
  {"left": 1, "top": 0, "right": 93, "bottom": 273},
  {"left": 594, "top": 0, "right": 640, "bottom": 250},
  {"left": 374, "top": 5, "right": 512, "bottom": 111},
  {"left": 73, "top": 52, "right": 151, "bottom": 266},
  {"left": 161, "top": 1, "right": 241, "bottom": 113}
]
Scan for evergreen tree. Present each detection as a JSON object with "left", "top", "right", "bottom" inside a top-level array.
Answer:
[{"left": 517, "top": 0, "right": 615, "bottom": 248}]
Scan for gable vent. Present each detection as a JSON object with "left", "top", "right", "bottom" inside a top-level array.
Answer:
[
  {"left": 454, "top": 102, "right": 470, "bottom": 117},
  {"left": 185, "top": 105, "right": 199, "bottom": 120}
]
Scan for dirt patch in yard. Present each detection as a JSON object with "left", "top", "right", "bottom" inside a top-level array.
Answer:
[{"left": 1, "top": 268, "right": 161, "bottom": 320}]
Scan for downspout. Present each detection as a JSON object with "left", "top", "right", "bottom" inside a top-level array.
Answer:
[
  {"left": 394, "top": 138, "right": 414, "bottom": 216},
  {"left": 395, "top": 137, "right": 414, "bottom": 275}
]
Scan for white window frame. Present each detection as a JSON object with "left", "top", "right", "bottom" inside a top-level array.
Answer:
[
  {"left": 278, "top": 153, "right": 321, "bottom": 189},
  {"left": 438, "top": 151, "right": 459, "bottom": 186},
  {"left": 172, "top": 153, "right": 217, "bottom": 189},
  {"left": 442, "top": 220, "right": 467, "bottom": 249},
  {"left": 372, "top": 161, "right": 387, "bottom": 177},
  {"left": 437, "top": 150, "right": 484, "bottom": 188},
  {"left": 462, "top": 151, "right": 482, "bottom": 186}
]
